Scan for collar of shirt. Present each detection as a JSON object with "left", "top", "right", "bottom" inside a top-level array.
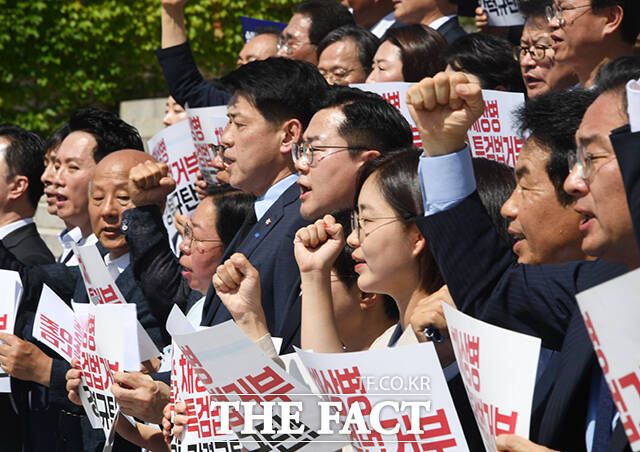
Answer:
[
  {"left": 58, "top": 226, "right": 84, "bottom": 250},
  {"left": 0, "top": 218, "right": 34, "bottom": 240},
  {"left": 254, "top": 173, "right": 298, "bottom": 221},
  {"left": 428, "top": 14, "right": 456, "bottom": 31},
  {"left": 103, "top": 252, "right": 130, "bottom": 281},
  {"left": 60, "top": 231, "right": 98, "bottom": 266},
  {"left": 370, "top": 11, "right": 396, "bottom": 38}
]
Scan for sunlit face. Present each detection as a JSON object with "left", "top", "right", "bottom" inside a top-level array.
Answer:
[
  {"left": 88, "top": 152, "right": 143, "bottom": 258},
  {"left": 296, "top": 107, "right": 372, "bottom": 220},
  {"left": 179, "top": 197, "right": 225, "bottom": 293},
  {"left": 519, "top": 16, "right": 577, "bottom": 98},
  {"left": 41, "top": 146, "right": 59, "bottom": 215},
  {"left": 221, "top": 95, "right": 285, "bottom": 196},
  {"left": 163, "top": 96, "right": 188, "bottom": 128},
  {"left": 549, "top": 0, "right": 604, "bottom": 69},
  {"left": 392, "top": 0, "right": 435, "bottom": 24},
  {"left": 277, "top": 14, "right": 317, "bottom": 64},
  {"left": 563, "top": 91, "right": 637, "bottom": 267},
  {"left": 346, "top": 174, "right": 419, "bottom": 298},
  {"left": 500, "top": 141, "right": 587, "bottom": 265},
  {"left": 318, "top": 39, "right": 367, "bottom": 85},
  {"left": 237, "top": 33, "right": 278, "bottom": 67},
  {"left": 366, "top": 41, "right": 404, "bottom": 83},
  {"left": 54, "top": 131, "right": 97, "bottom": 230}
]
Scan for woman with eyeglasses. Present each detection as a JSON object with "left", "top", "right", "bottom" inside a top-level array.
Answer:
[{"left": 177, "top": 187, "right": 254, "bottom": 325}]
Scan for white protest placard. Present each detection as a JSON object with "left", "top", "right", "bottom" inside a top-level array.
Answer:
[
  {"left": 73, "top": 243, "right": 160, "bottom": 361},
  {"left": 351, "top": 82, "right": 423, "bottom": 148},
  {"left": 576, "top": 268, "right": 640, "bottom": 452},
  {"left": 480, "top": 0, "right": 524, "bottom": 27},
  {"left": 295, "top": 342, "right": 469, "bottom": 452},
  {"left": 166, "top": 305, "right": 346, "bottom": 452},
  {"left": 169, "top": 339, "right": 241, "bottom": 452},
  {"left": 148, "top": 120, "right": 201, "bottom": 239},
  {"left": 72, "top": 302, "right": 140, "bottom": 437},
  {"left": 442, "top": 303, "right": 540, "bottom": 452},
  {"left": 33, "top": 284, "right": 82, "bottom": 363},
  {"left": 467, "top": 89, "right": 525, "bottom": 168},
  {"left": 627, "top": 79, "right": 640, "bottom": 133},
  {"left": 186, "top": 105, "right": 229, "bottom": 187},
  {"left": 0, "top": 270, "right": 22, "bottom": 392}
]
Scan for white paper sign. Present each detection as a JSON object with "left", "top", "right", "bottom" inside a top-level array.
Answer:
[
  {"left": 351, "top": 82, "right": 423, "bottom": 148},
  {"left": 72, "top": 302, "right": 140, "bottom": 436},
  {"left": 627, "top": 79, "right": 640, "bottom": 133},
  {"left": 33, "top": 284, "right": 82, "bottom": 363},
  {"left": 467, "top": 89, "right": 525, "bottom": 168},
  {"left": 295, "top": 342, "right": 469, "bottom": 452},
  {"left": 73, "top": 243, "right": 160, "bottom": 361},
  {"left": 147, "top": 120, "right": 201, "bottom": 239},
  {"left": 169, "top": 339, "right": 240, "bottom": 451},
  {"left": 186, "top": 106, "right": 229, "bottom": 186},
  {"left": 0, "top": 270, "right": 22, "bottom": 392},
  {"left": 442, "top": 303, "right": 540, "bottom": 452},
  {"left": 166, "top": 305, "right": 345, "bottom": 451},
  {"left": 481, "top": 0, "right": 524, "bottom": 26},
  {"left": 576, "top": 268, "right": 640, "bottom": 452}
]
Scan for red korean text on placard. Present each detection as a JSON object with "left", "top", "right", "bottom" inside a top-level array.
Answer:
[{"left": 583, "top": 311, "right": 640, "bottom": 446}]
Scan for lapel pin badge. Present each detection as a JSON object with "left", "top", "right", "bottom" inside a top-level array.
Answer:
[{"left": 265, "top": 218, "right": 272, "bottom": 225}]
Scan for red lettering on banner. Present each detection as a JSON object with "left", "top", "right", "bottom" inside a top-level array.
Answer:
[
  {"left": 189, "top": 116, "right": 205, "bottom": 142},
  {"left": 152, "top": 138, "right": 169, "bottom": 164},
  {"left": 218, "top": 366, "right": 293, "bottom": 403},
  {"left": 171, "top": 153, "right": 199, "bottom": 185},
  {"left": 0, "top": 313, "right": 7, "bottom": 331},
  {"left": 382, "top": 91, "right": 401, "bottom": 111}
]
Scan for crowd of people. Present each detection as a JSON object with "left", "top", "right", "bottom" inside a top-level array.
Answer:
[{"left": 1, "top": 0, "right": 640, "bottom": 451}]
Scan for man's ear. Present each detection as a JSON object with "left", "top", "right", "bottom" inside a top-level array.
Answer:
[
  {"left": 359, "top": 291, "right": 379, "bottom": 310},
  {"left": 358, "top": 149, "right": 381, "bottom": 163},
  {"left": 279, "top": 118, "right": 303, "bottom": 155},
  {"left": 6, "top": 175, "right": 29, "bottom": 202},
  {"left": 601, "top": 5, "right": 624, "bottom": 39}
]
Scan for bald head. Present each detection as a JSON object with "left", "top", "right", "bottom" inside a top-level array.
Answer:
[
  {"left": 237, "top": 33, "right": 279, "bottom": 67},
  {"left": 89, "top": 149, "right": 156, "bottom": 256}
]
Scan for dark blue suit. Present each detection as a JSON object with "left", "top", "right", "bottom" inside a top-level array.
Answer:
[
  {"left": 413, "top": 191, "right": 628, "bottom": 451},
  {"left": 155, "top": 41, "right": 230, "bottom": 109},
  {"left": 436, "top": 16, "right": 467, "bottom": 44}
]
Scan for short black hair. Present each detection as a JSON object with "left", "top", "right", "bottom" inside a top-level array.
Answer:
[
  {"left": 210, "top": 186, "right": 256, "bottom": 248},
  {"left": 356, "top": 148, "right": 444, "bottom": 295},
  {"left": 515, "top": 88, "right": 599, "bottom": 206},
  {"left": 294, "top": 0, "right": 355, "bottom": 46},
  {"left": 221, "top": 57, "right": 329, "bottom": 130},
  {"left": 517, "top": 0, "right": 553, "bottom": 18},
  {"left": 67, "top": 108, "right": 143, "bottom": 163},
  {"left": 383, "top": 25, "right": 449, "bottom": 82},
  {"left": 317, "top": 26, "right": 380, "bottom": 76},
  {"left": 44, "top": 123, "right": 70, "bottom": 155},
  {"left": 318, "top": 85, "right": 413, "bottom": 154},
  {"left": 591, "top": 0, "right": 640, "bottom": 44},
  {"left": 0, "top": 124, "right": 46, "bottom": 209},
  {"left": 472, "top": 157, "right": 516, "bottom": 246},
  {"left": 593, "top": 55, "right": 640, "bottom": 121},
  {"left": 447, "top": 33, "right": 526, "bottom": 93}
]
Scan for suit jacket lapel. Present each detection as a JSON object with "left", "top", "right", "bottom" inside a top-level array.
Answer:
[
  {"left": 538, "top": 312, "right": 595, "bottom": 450},
  {"left": 202, "top": 183, "right": 300, "bottom": 326}
]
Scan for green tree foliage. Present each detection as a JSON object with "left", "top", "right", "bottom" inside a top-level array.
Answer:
[{"left": 0, "top": 0, "right": 295, "bottom": 137}]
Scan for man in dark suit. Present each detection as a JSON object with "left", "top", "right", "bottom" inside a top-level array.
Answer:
[
  {"left": 0, "top": 125, "right": 55, "bottom": 265},
  {"left": 0, "top": 149, "right": 173, "bottom": 452},
  {"left": 405, "top": 62, "right": 640, "bottom": 451},
  {"left": 0, "top": 124, "right": 54, "bottom": 452},
  {"left": 392, "top": 0, "right": 466, "bottom": 43}
]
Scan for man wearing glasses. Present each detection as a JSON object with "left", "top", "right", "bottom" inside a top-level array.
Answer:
[
  {"left": 544, "top": 0, "right": 638, "bottom": 87},
  {"left": 294, "top": 85, "right": 413, "bottom": 221},
  {"left": 516, "top": 0, "right": 578, "bottom": 98},
  {"left": 407, "top": 60, "right": 640, "bottom": 451},
  {"left": 276, "top": 0, "right": 354, "bottom": 65}
]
